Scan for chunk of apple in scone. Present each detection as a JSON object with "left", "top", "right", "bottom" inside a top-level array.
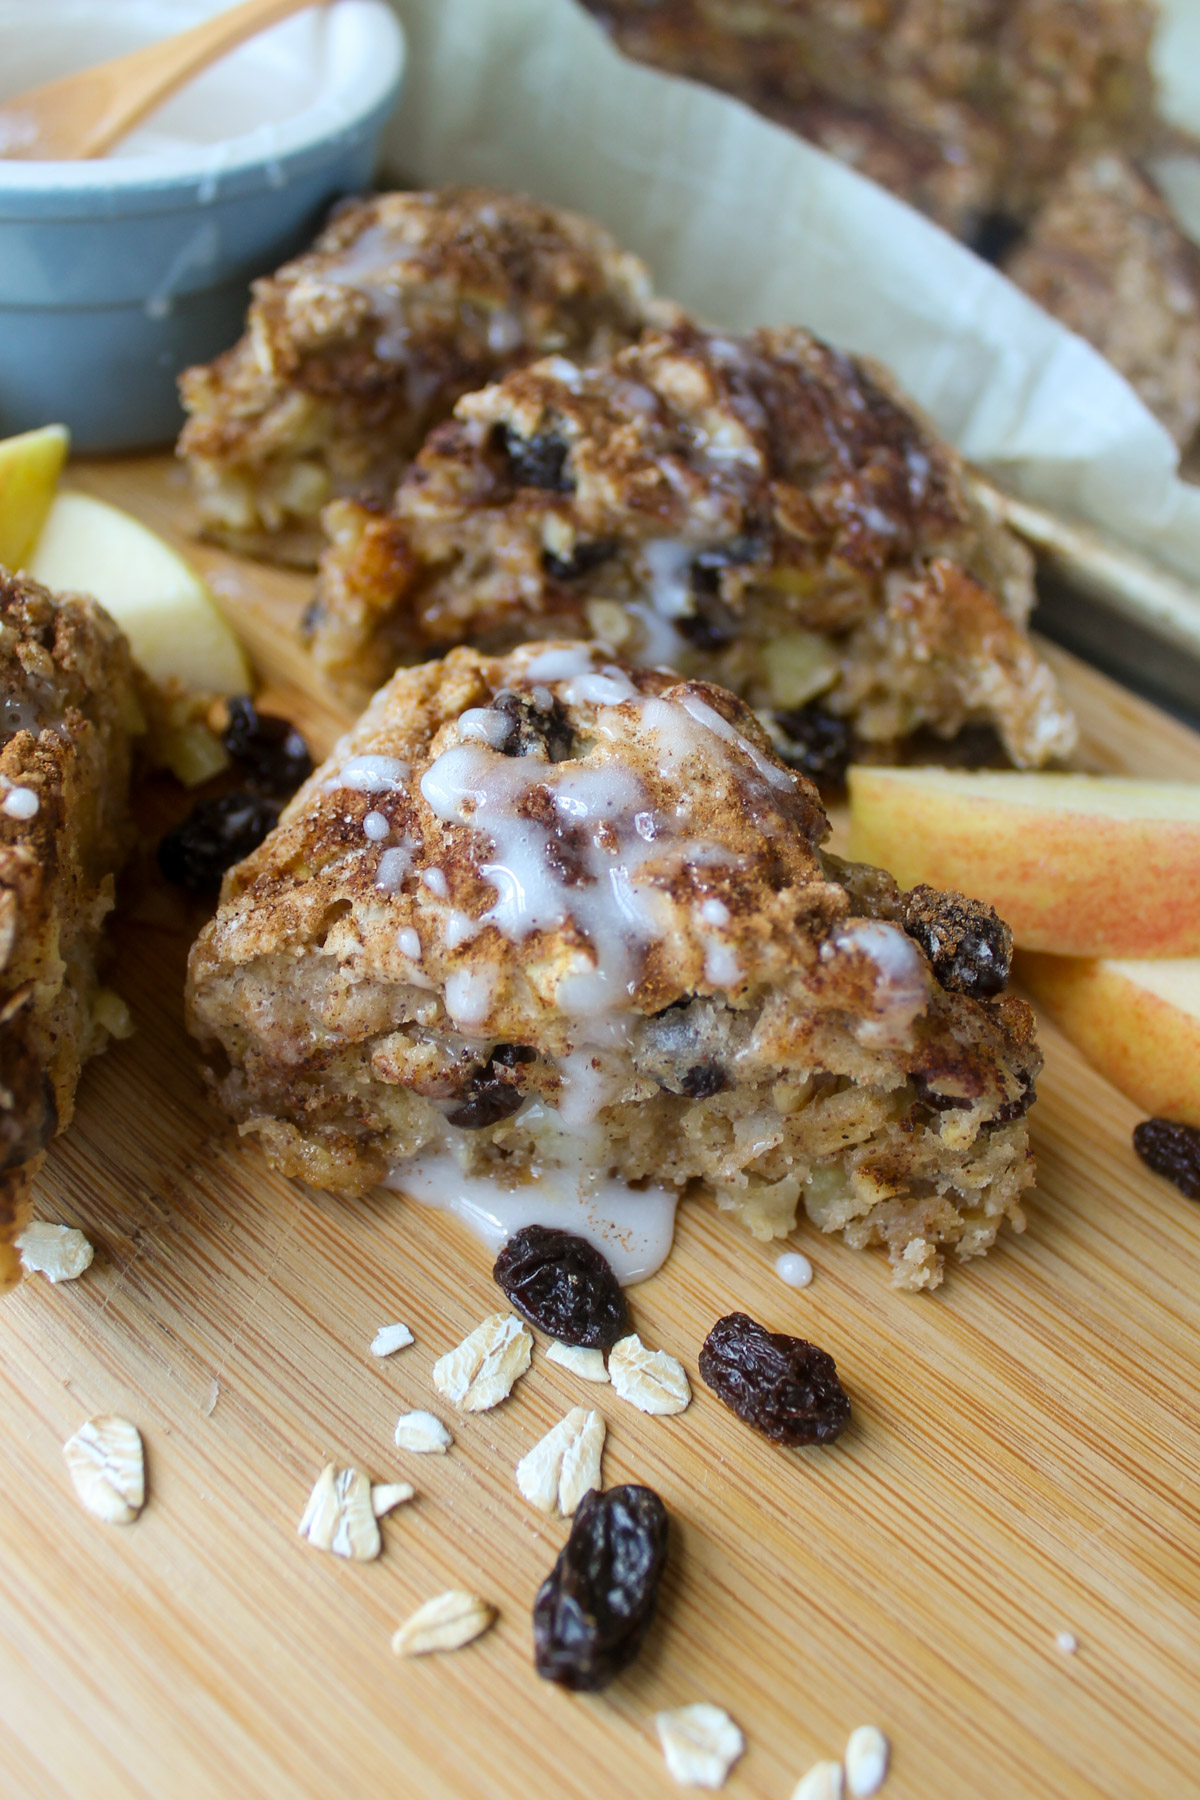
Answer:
[
  {"left": 308, "top": 321, "right": 1074, "bottom": 772},
  {"left": 186, "top": 643, "right": 1041, "bottom": 1290},
  {"left": 0, "top": 571, "right": 142, "bottom": 1289}
]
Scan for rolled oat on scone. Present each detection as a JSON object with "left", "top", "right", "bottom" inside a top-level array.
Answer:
[
  {"left": 186, "top": 641, "right": 1041, "bottom": 1290},
  {"left": 178, "top": 188, "right": 674, "bottom": 567},
  {"left": 308, "top": 321, "right": 1074, "bottom": 769},
  {"left": 0, "top": 571, "right": 142, "bottom": 1289}
]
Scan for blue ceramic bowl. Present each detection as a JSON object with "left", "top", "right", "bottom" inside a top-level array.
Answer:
[{"left": 0, "top": 0, "right": 405, "bottom": 451}]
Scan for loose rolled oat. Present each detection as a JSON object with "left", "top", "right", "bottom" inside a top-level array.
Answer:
[
  {"left": 546, "top": 1342, "right": 609, "bottom": 1383},
  {"left": 844, "top": 1726, "right": 890, "bottom": 1797},
  {"left": 63, "top": 1416, "right": 145, "bottom": 1524},
  {"left": 298, "top": 1464, "right": 381, "bottom": 1560},
  {"left": 393, "top": 1410, "right": 453, "bottom": 1453},
  {"left": 609, "top": 1334, "right": 691, "bottom": 1416},
  {"left": 656, "top": 1703, "right": 745, "bottom": 1789},
  {"left": 19, "top": 1223, "right": 94, "bottom": 1283},
  {"left": 431, "top": 1313, "right": 533, "bottom": 1412},
  {"left": 370, "top": 1322, "right": 415, "bottom": 1357},
  {"left": 391, "top": 1590, "right": 497, "bottom": 1656},
  {"left": 371, "top": 1481, "right": 415, "bottom": 1517},
  {"left": 516, "top": 1408, "right": 605, "bottom": 1516},
  {"left": 792, "top": 1763, "right": 844, "bottom": 1800}
]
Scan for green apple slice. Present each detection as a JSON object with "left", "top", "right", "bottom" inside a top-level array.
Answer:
[
  {"left": 29, "top": 490, "right": 250, "bottom": 696},
  {"left": 0, "top": 424, "right": 71, "bottom": 571}
]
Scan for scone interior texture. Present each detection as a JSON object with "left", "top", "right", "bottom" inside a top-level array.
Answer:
[
  {"left": 0, "top": 572, "right": 141, "bottom": 1289},
  {"left": 187, "top": 642, "right": 1041, "bottom": 1290},
  {"left": 311, "top": 322, "right": 1074, "bottom": 769},
  {"left": 178, "top": 187, "right": 672, "bottom": 566}
]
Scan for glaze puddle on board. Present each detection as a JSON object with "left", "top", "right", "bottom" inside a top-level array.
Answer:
[{"left": 385, "top": 1154, "right": 679, "bottom": 1285}]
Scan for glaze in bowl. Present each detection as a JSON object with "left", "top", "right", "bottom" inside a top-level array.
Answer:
[{"left": 0, "top": 0, "right": 405, "bottom": 451}]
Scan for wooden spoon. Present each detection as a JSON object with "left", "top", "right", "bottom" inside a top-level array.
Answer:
[{"left": 0, "top": 0, "right": 326, "bottom": 162}]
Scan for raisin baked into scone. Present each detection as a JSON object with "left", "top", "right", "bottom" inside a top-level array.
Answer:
[
  {"left": 178, "top": 188, "right": 672, "bottom": 566},
  {"left": 186, "top": 642, "right": 1041, "bottom": 1290},
  {"left": 0, "top": 571, "right": 141, "bottom": 1290},
  {"left": 310, "top": 323, "right": 1074, "bottom": 769}
]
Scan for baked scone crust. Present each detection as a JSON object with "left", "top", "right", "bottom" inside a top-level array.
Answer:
[
  {"left": 1005, "top": 153, "right": 1200, "bottom": 454},
  {"left": 0, "top": 572, "right": 141, "bottom": 1289},
  {"left": 310, "top": 323, "right": 1073, "bottom": 767},
  {"left": 179, "top": 188, "right": 673, "bottom": 565},
  {"left": 187, "top": 642, "right": 1041, "bottom": 1289}
]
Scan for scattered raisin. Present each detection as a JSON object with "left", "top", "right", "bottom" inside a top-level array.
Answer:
[
  {"left": 901, "top": 884, "right": 1011, "bottom": 999},
  {"left": 771, "top": 706, "right": 853, "bottom": 785},
  {"left": 222, "top": 697, "right": 312, "bottom": 796},
  {"left": 496, "top": 423, "right": 574, "bottom": 491},
  {"left": 446, "top": 1044, "right": 536, "bottom": 1131},
  {"left": 698, "top": 1312, "right": 851, "bottom": 1447},
  {"left": 543, "top": 540, "right": 614, "bottom": 581},
  {"left": 1133, "top": 1118, "right": 1200, "bottom": 1201},
  {"left": 491, "top": 689, "right": 574, "bottom": 762},
  {"left": 991, "top": 1069, "right": 1037, "bottom": 1124},
  {"left": 158, "top": 791, "right": 280, "bottom": 893},
  {"left": 678, "top": 1062, "right": 728, "bottom": 1099},
  {"left": 493, "top": 1223, "right": 628, "bottom": 1349},
  {"left": 532, "top": 1484, "right": 669, "bottom": 1690}
]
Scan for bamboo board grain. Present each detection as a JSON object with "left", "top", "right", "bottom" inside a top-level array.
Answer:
[{"left": 3, "top": 454, "right": 1200, "bottom": 1800}]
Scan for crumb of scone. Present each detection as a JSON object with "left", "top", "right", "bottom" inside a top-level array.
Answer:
[
  {"left": 1005, "top": 154, "right": 1200, "bottom": 453},
  {"left": 185, "top": 642, "right": 1043, "bottom": 1289},
  {"left": 0, "top": 572, "right": 141, "bottom": 1291},
  {"left": 178, "top": 187, "right": 674, "bottom": 566},
  {"left": 308, "top": 322, "right": 1072, "bottom": 768}
]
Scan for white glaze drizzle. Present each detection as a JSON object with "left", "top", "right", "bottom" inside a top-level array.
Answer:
[
  {"left": 328, "top": 754, "right": 410, "bottom": 794},
  {"left": 385, "top": 1153, "right": 679, "bottom": 1285}
]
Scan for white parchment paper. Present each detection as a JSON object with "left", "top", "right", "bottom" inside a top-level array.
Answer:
[{"left": 380, "top": 0, "right": 1200, "bottom": 594}]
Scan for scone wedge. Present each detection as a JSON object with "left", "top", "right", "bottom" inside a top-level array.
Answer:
[
  {"left": 309, "top": 322, "right": 1075, "bottom": 770},
  {"left": 0, "top": 572, "right": 141, "bottom": 1289},
  {"left": 179, "top": 187, "right": 673, "bottom": 566},
  {"left": 187, "top": 642, "right": 1040, "bottom": 1289}
]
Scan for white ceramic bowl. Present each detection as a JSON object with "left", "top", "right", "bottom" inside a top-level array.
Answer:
[{"left": 0, "top": 0, "right": 405, "bottom": 450}]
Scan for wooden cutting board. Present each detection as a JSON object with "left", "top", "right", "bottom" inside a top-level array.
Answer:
[{"left": 4, "top": 455, "right": 1200, "bottom": 1800}]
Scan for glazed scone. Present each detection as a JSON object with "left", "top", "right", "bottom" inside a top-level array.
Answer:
[
  {"left": 1005, "top": 154, "right": 1200, "bottom": 454},
  {"left": 186, "top": 642, "right": 1041, "bottom": 1290},
  {"left": 178, "top": 188, "right": 672, "bottom": 566},
  {"left": 0, "top": 571, "right": 141, "bottom": 1290},
  {"left": 309, "top": 323, "right": 1074, "bottom": 769},
  {"left": 585, "top": 0, "right": 1155, "bottom": 232}
]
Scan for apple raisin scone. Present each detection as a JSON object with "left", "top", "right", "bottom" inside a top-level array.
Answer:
[
  {"left": 186, "top": 642, "right": 1041, "bottom": 1290},
  {"left": 178, "top": 188, "right": 673, "bottom": 566},
  {"left": 1005, "top": 154, "right": 1200, "bottom": 456},
  {"left": 0, "top": 571, "right": 142, "bottom": 1290},
  {"left": 309, "top": 323, "right": 1074, "bottom": 769}
]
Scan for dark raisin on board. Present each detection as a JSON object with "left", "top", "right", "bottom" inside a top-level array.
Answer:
[
  {"left": 158, "top": 791, "right": 280, "bottom": 894},
  {"left": 771, "top": 706, "right": 854, "bottom": 786},
  {"left": 493, "top": 1224, "right": 628, "bottom": 1349},
  {"left": 1133, "top": 1118, "right": 1200, "bottom": 1201},
  {"left": 901, "top": 883, "right": 1012, "bottom": 999},
  {"left": 699, "top": 1312, "right": 851, "bottom": 1447},
  {"left": 490, "top": 689, "right": 575, "bottom": 763},
  {"left": 222, "top": 697, "right": 313, "bottom": 797},
  {"left": 532, "top": 1484, "right": 669, "bottom": 1691},
  {"left": 446, "top": 1044, "right": 537, "bottom": 1131}
]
